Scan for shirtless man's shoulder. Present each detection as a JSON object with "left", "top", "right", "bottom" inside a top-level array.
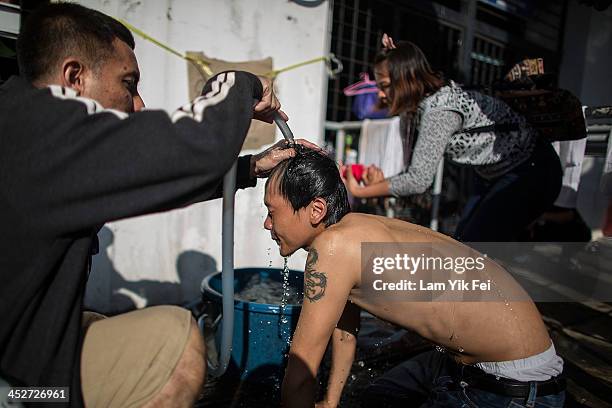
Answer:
[
  {"left": 311, "top": 214, "right": 366, "bottom": 251},
  {"left": 317, "top": 213, "right": 446, "bottom": 245},
  {"left": 305, "top": 214, "right": 381, "bottom": 288}
]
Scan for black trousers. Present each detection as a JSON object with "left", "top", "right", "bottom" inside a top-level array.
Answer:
[
  {"left": 454, "top": 141, "right": 562, "bottom": 242},
  {"left": 360, "top": 351, "right": 566, "bottom": 408}
]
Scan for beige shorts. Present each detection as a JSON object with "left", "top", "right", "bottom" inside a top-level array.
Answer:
[{"left": 81, "top": 305, "right": 193, "bottom": 408}]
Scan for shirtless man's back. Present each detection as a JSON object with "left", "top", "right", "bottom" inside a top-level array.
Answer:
[{"left": 329, "top": 213, "right": 551, "bottom": 365}]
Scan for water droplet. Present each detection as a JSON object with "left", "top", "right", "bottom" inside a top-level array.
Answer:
[
  {"left": 458, "top": 346, "right": 464, "bottom": 353},
  {"left": 357, "top": 361, "right": 365, "bottom": 367},
  {"left": 350, "top": 374, "right": 357, "bottom": 381}
]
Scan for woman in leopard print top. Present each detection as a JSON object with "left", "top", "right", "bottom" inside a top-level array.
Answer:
[{"left": 343, "top": 39, "right": 561, "bottom": 241}]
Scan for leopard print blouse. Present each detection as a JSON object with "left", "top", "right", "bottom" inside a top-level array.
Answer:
[{"left": 388, "top": 81, "right": 537, "bottom": 197}]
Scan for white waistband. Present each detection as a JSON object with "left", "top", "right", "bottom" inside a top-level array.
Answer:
[{"left": 475, "top": 343, "right": 564, "bottom": 382}]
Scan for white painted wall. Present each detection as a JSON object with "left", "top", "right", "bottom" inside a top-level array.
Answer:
[{"left": 81, "top": 0, "right": 332, "bottom": 313}]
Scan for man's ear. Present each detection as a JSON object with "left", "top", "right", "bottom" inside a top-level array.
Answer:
[
  {"left": 309, "top": 197, "right": 328, "bottom": 226},
  {"left": 60, "top": 58, "right": 86, "bottom": 94}
]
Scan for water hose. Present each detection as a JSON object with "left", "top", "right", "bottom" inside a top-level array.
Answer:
[
  {"left": 208, "top": 161, "right": 237, "bottom": 377},
  {"left": 273, "top": 112, "right": 295, "bottom": 146},
  {"left": 208, "top": 113, "right": 295, "bottom": 377}
]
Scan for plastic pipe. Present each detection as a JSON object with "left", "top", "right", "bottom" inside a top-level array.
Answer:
[
  {"left": 273, "top": 112, "right": 295, "bottom": 146},
  {"left": 210, "top": 113, "right": 292, "bottom": 377},
  {"left": 209, "top": 160, "right": 237, "bottom": 377}
]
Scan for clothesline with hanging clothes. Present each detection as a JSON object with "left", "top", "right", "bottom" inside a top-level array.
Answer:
[{"left": 116, "top": 18, "right": 342, "bottom": 81}]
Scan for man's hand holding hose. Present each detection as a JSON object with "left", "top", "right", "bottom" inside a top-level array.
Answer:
[
  {"left": 248, "top": 76, "right": 321, "bottom": 178},
  {"left": 253, "top": 76, "right": 288, "bottom": 123}
]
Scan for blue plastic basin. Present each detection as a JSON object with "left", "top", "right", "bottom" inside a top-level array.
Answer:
[{"left": 201, "top": 267, "right": 303, "bottom": 382}]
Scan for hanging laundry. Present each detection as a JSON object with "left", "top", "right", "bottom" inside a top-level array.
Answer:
[{"left": 358, "top": 117, "right": 405, "bottom": 177}]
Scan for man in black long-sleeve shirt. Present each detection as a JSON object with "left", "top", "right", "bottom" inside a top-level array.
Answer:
[{"left": 0, "top": 3, "right": 306, "bottom": 407}]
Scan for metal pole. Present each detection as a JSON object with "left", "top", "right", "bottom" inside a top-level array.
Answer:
[
  {"left": 460, "top": 0, "right": 477, "bottom": 84},
  {"left": 336, "top": 128, "right": 346, "bottom": 163},
  {"left": 430, "top": 159, "right": 445, "bottom": 231}
]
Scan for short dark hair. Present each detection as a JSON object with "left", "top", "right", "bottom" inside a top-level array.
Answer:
[
  {"left": 267, "top": 147, "right": 350, "bottom": 226},
  {"left": 17, "top": 3, "right": 135, "bottom": 83},
  {"left": 374, "top": 41, "right": 444, "bottom": 116}
]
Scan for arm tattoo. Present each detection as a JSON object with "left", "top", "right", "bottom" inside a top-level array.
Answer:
[{"left": 304, "top": 248, "right": 327, "bottom": 303}]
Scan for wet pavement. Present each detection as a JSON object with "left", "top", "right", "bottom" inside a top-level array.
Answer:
[{"left": 195, "top": 314, "right": 427, "bottom": 407}]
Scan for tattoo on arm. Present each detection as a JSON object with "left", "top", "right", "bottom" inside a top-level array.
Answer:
[{"left": 304, "top": 248, "right": 327, "bottom": 303}]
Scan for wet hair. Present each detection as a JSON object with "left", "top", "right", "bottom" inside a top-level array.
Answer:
[
  {"left": 266, "top": 146, "right": 350, "bottom": 226},
  {"left": 17, "top": 3, "right": 135, "bottom": 83},
  {"left": 374, "top": 41, "right": 444, "bottom": 116}
]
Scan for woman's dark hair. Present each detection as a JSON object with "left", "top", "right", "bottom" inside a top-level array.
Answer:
[
  {"left": 17, "top": 3, "right": 135, "bottom": 83},
  {"left": 374, "top": 41, "right": 444, "bottom": 116},
  {"left": 266, "top": 147, "right": 350, "bottom": 226}
]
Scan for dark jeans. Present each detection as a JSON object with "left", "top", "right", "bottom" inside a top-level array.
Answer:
[
  {"left": 454, "top": 141, "right": 562, "bottom": 242},
  {"left": 361, "top": 351, "right": 565, "bottom": 408}
]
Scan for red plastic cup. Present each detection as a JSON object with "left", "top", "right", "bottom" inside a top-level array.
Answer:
[{"left": 343, "top": 164, "right": 365, "bottom": 183}]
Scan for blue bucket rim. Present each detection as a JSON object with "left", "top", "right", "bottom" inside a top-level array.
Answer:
[{"left": 201, "top": 267, "right": 303, "bottom": 314}]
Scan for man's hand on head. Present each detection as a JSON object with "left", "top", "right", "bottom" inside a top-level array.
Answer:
[
  {"left": 250, "top": 139, "right": 322, "bottom": 178},
  {"left": 253, "top": 76, "right": 288, "bottom": 123}
]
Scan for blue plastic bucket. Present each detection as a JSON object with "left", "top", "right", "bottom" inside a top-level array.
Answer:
[{"left": 201, "top": 267, "right": 303, "bottom": 382}]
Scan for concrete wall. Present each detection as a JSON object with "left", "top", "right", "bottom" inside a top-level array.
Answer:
[
  {"left": 81, "top": 0, "right": 332, "bottom": 313},
  {"left": 558, "top": 0, "right": 612, "bottom": 233}
]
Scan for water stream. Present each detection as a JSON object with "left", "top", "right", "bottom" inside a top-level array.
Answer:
[{"left": 278, "top": 257, "right": 292, "bottom": 345}]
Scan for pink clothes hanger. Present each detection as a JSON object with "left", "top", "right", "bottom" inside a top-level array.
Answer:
[{"left": 344, "top": 72, "right": 378, "bottom": 96}]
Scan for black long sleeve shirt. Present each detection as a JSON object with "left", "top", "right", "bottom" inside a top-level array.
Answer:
[{"left": 0, "top": 71, "right": 261, "bottom": 406}]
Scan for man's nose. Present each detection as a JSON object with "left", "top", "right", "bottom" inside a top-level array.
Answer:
[
  {"left": 133, "top": 94, "right": 145, "bottom": 112},
  {"left": 264, "top": 217, "right": 272, "bottom": 231}
]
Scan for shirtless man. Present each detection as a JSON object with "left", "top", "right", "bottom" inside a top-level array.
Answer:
[{"left": 263, "top": 148, "right": 565, "bottom": 408}]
